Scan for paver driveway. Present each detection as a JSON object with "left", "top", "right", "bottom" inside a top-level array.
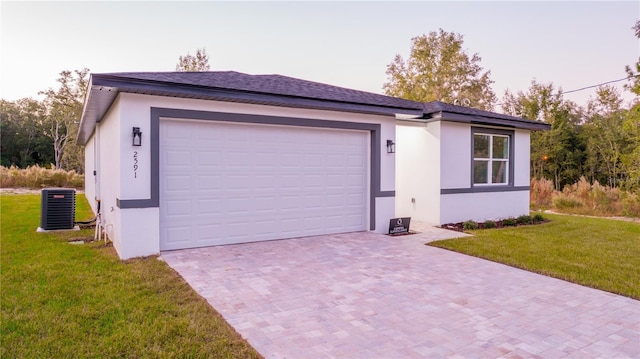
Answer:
[{"left": 162, "top": 231, "right": 640, "bottom": 358}]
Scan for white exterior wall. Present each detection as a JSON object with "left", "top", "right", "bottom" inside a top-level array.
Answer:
[
  {"left": 440, "top": 191, "right": 530, "bottom": 223},
  {"left": 84, "top": 135, "right": 96, "bottom": 214},
  {"left": 439, "top": 124, "right": 532, "bottom": 224},
  {"left": 395, "top": 121, "right": 441, "bottom": 224},
  {"left": 95, "top": 98, "right": 122, "bottom": 253},
  {"left": 92, "top": 93, "right": 396, "bottom": 259},
  {"left": 440, "top": 122, "right": 471, "bottom": 189},
  {"left": 396, "top": 121, "right": 532, "bottom": 225},
  {"left": 514, "top": 130, "right": 531, "bottom": 186}
]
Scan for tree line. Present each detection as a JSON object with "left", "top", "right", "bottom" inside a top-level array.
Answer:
[
  {"left": 0, "top": 50, "right": 210, "bottom": 173},
  {"left": 2, "top": 25, "right": 639, "bottom": 193},
  {"left": 1, "top": 69, "right": 89, "bottom": 173}
]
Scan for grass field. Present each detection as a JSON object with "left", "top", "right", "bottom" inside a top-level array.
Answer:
[
  {"left": 1, "top": 194, "right": 261, "bottom": 358},
  {"left": 429, "top": 213, "right": 640, "bottom": 300}
]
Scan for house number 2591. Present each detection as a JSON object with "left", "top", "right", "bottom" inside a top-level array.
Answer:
[{"left": 133, "top": 151, "right": 139, "bottom": 178}]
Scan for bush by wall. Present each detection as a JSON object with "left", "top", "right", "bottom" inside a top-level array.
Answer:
[{"left": 0, "top": 165, "right": 84, "bottom": 189}]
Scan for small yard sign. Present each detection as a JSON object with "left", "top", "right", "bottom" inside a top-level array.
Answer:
[{"left": 389, "top": 217, "right": 411, "bottom": 235}]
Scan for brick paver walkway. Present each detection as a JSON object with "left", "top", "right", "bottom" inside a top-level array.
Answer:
[{"left": 162, "top": 230, "right": 640, "bottom": 358}]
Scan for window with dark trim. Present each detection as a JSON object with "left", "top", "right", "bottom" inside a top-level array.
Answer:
[{"left": 471, "top": 127, "right": 514, "bottom": 187}]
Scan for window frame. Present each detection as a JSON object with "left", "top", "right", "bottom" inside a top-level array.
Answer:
[{"left": 471, "top": 127, "right": 514, "bottom": 188}]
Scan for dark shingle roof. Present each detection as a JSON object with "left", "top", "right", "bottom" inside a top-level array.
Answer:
[
  {"left": 101, "top": 71, "right": 424, "bottom": 111},
  {"left": 77, "top": 71, "right": 549, "bottom": 145}
]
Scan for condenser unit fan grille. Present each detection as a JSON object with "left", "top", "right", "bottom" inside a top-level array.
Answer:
[{"left": 40, "top": 188, "right": 76, "bottom": 230}]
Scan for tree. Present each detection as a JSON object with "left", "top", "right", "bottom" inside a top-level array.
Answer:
[
  {"left": 502, "top": 81, "right": 585, "bottom": 189},
  {"left": 175, "top": 48, "right": 210, "bottom": 71},
  {"left": 583, "top": 86, "right": 628, "bottom": 188},
  {"left": 621, "top": 20, "right": 640, "bottom": 191},
  {"left": 383, "top": 29, "right": 496, "bottom": 110},
  {"left": 0, "top": 98, "right": 53, "bottom": 167},
  {"left": 621, "top": 104, "right": 640, "bottom": 191},
  {"left": 40, "top": 68, "right": 89, "bottom": 172}
]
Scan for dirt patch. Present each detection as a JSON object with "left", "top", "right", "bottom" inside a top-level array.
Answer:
[{"left": 541, "top": 210, "right": 640, "bottom": 223}]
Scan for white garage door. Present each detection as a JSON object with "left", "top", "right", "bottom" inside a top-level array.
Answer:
[{"left": 159, "top": 119, "right": 368, "bottom": 250}]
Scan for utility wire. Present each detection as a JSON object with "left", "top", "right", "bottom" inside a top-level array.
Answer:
[
  {"left": 563, "top": 74, "right": 639, "bottom": 95},
  {"left": 495, "top": 74, "right": 639, "bottom": 107}
]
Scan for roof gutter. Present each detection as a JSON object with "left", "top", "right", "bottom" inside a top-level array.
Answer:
[{"left": 422, "top": 111, "right": 550, "bottom": 131}]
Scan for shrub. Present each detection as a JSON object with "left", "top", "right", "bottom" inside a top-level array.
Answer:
[
  {"left": 621, "top": 194, "right": 640, "bottom": 218},
  {"left": 516, "top": 215, "right": 532, "bottom": 225},
  {"left": 532, "top": 213, "right": 545, "bottom": 223},
  {"left": 502, "top": 218, "right": 516, "bottom": 226},
  {"left": 463, "top": 220, "right": 479, "bottom": 230},
  {"left": 530, "top": 177, "right": 554, "bottom": 208},
  {"left": 537, "top": 177, "right": 638, "bottom": 218},
  {"left": 0, "top": 165, "right": 84, "bottom": 189},
  {"left": 484, "top": 220, "right": 496, "bottom": 229},
  {"left": 575, "top": 176, "right": 591, "bottom": 202},
  {"left": 553, "top": 196, "right": 583, "bottom": 209}
]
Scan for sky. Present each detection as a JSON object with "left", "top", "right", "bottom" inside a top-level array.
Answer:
[{"left": 1, "top": 1, "right": 638, "bottom": 110}]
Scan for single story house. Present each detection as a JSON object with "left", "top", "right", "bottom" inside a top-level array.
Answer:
[{"left": 77, "top": 71, "right": 549, "bottom": 259}]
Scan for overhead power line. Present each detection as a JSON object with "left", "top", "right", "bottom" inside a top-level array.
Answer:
[{"left": 563, "top": 74, "right": 639, "bottom": 95}]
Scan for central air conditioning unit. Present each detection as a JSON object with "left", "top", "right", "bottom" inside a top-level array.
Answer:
[{"left": 40, "top": 188, "right": 76, "bottom": 230}]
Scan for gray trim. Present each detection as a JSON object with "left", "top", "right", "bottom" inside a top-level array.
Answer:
[
  {"left": 116, "top": 198, "right": 156, "bottom": 208},
  {"left": 471, "top": 127, "right": 515, "bottom": 189},
  {"left": 441, "top": 186, "right": 530, "bottom": 195},
  {"left": 117, "top": 107, "right": 393, "bottom": 231}
]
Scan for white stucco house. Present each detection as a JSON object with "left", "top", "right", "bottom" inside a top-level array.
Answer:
[{"left": 77, "top": 71, "right": 549, "bottom": 259}]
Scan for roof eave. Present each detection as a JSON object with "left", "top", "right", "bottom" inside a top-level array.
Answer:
[
  {"left": 423, "top": 111, "right": 550, "bottom": 131},
  {"left": 76, "top": 75, "right": 424, "bottom": 145},
  {"left": 76, "top": 76, "right": 120, "bottom": 145}
]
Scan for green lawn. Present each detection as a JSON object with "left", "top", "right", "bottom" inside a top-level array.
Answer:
[
  {"left": 429, "top": 213, "right": 640, "bottom": 300},
  {"left": 1, "top": 194, "right": 261, "bottom": 358}
]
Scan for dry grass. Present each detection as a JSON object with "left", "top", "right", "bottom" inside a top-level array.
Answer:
[
  {"left": 530, "top": 177, "right": 554, "bottom": 207},
  {"left": 0, "top": 165, "right": 84, "bottom": 189},
  {"left": 531, "top": 177, "right": 640, "bottom": 218}
]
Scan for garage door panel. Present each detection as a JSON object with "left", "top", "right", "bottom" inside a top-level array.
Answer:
[
  {"left": 347, "top": 173, "right": 366, "bottom": 186},
  {"left": 346, "top": 214, "right": 365, "bottom": 227},
  {"left": 166, "top": 150, "right": 191, "bottom": 166},
  {"left": 197, "top": 225, "right": 223, "bottom": 240},
  {"left": 197, "top": 199, "right": 223, "bottom": 214},
  {"left": 347, "top": 193, "right": 366, "bottom": 205},
  {"left": 166, "top": 175, "right": 192, "bottom": 191},
  {"left": 165, "top": 226, "right": 192, "bottom": 244},
  {"left": 227, "top": 175, "right": 253, "bottom": 189},
  {"left": 166, "top": 200, "right": 192, "bottom": 216},
  {"left": 164, "top": 124, "right": 191, "bottom": 139},
  {"left": 197, "top": 152, "right": 223, "bottom": 167},
  {"left": 197, "top": 176, "right": 223, "bottom": 190},
  {"left": 255, "top": 175, "right": 277, "bottom": 189},
  {"left": 227, "top": 203, "right": 252, "bottom": 215},
  {"left": 160, "top": 119, "right": 368, "bottom": 250}
]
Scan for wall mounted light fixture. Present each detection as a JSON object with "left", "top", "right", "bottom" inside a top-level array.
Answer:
[
  {"left": 132, "top": 127, "right": 142, "bottom": 146},
  {"left": 386, "top": 140, "right": 395, "bottom": 154}
]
